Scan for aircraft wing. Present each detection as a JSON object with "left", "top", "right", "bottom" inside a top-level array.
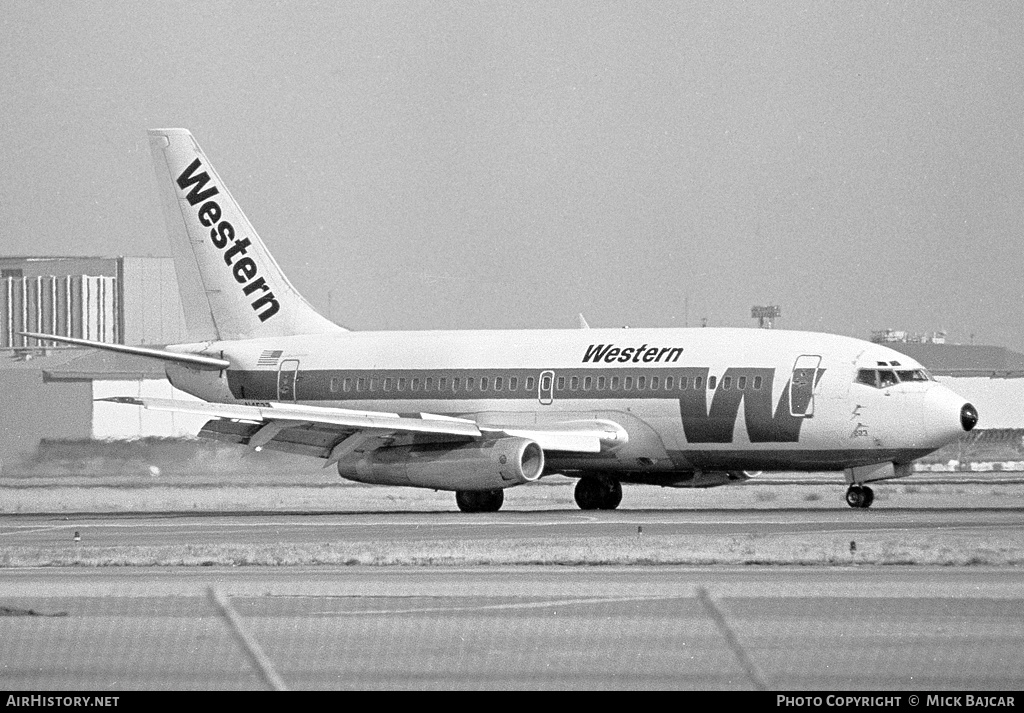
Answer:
[{"left": 101, "top": 398, "right": 625, "bottom": 462}]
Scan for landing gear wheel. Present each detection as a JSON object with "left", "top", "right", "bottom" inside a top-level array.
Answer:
[
  {"left": 845, "top": 485, "right": 874, "bottom": 509},
  {"left": 574, "top": 476, "right": 623, "bottom": 511},
  {"left": 455, "top": 489, "right": 504, "bottom": 513}
]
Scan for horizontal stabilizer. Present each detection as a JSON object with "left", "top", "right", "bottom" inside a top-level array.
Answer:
[{"left": 19, "top": 332, "right": 230, "bottom": 370}]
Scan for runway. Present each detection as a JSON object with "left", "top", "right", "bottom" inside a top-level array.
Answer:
[
  {"left": 1, "top": 566, "right": 1022, "bottom": 690},
  {"left": 2, "top": 506, "right": 1022, "bottom": 548},
  {"left": 2, "top": 505, "right": 1024, "bottom": 690}
]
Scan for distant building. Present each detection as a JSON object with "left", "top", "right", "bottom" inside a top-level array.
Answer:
[
  {"left": 871, "top": 328, "right": 947, "bottom": 345},
  {"left": 0, "top": 255, "right": 197, "bottom": 466},
  {"left": 0, "top": 256, "right": 186, "bottom": 351},
  {"left": 0, "top": 348, "right": 205, "bottom": 465}
]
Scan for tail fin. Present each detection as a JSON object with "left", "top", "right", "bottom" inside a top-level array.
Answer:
[{"left": 148, "top": 128, "right": 345, "bottom": 341}]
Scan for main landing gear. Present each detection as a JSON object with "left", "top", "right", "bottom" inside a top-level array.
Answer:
[
  {"left": 574, "top": 476, "right": 623, "bottom": 511},
  {"left": 455, "top": 489, "right": 504, "bottom": 513},
  {"left": 845, "top": 484, "right": 875, "bottom": 509}
]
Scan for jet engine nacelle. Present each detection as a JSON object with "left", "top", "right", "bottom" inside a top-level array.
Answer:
[{"left": 338, "top": 437, "right": 545, "bottom": 492}]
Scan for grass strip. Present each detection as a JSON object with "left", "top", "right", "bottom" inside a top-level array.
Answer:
[{"left": 5, "top": 533, "right": 1024, "bottom": 568}]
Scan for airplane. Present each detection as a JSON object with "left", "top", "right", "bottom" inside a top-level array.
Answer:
[{"left": 22, "top": 128, "right": 979, "bottom": 512}]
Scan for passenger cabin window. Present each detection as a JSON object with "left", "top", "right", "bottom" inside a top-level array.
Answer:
[
  {"left": 494, "top": 377, "right": 503, "bottom": 391},
  {"left": 510, "top": 377, "right": 518, "bottom": 390},
  {"left": 738, "top": 376, "right": 746, "bottom": 390},
  {"left": 637, "top": 376, "right": 646, "bottom": 389},
  {"left": 722, "top": 376, "right": 732, "bottom": 390},
  {"left": 753, "top": 376, "right": 762, "bottom": 390},
  {"left": 556, "top": 376, "right": 565, "bottom": 391},
  {"left": 526, "top": 376, "right": 535, "bottom": 391},
  {"left": 343, "top": 378, "right": 352, "bottom": 392},
  {"left": 708, "top": 376, "right": 717, "bottom": 390}
]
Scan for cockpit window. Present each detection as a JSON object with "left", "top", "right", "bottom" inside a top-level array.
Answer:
[
  {"left": 856, "top": 367, "right": 934, "bottom": 388},
  {"left": 856, "top": 369, "right": 878, "bottom": 387}
]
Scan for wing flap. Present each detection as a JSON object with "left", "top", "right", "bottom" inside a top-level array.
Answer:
[
  {"left": 198, "top": 418, "right": 350, "bottom": 458},
  {"left": 101, "top": 397, "right": 483, "bottom": 437},
  {"left": 102, "top": 398, "right": 626, "bottom": 459}
]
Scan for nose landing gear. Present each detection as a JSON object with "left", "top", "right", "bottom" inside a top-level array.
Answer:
[{"left": 845, "top": 484, "right": 875, "bottom": 509}]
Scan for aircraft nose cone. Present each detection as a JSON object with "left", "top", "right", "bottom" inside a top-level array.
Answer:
[{"left": 961, "top": 403, "right": 979, "bottom": 432}]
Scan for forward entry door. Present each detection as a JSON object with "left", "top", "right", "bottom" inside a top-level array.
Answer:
[
  {"left": 789, "top": 355, "right": 821, "bottom": 417},
  {"left": 278, "top": 359, "right": 300, "bottom": 402}
]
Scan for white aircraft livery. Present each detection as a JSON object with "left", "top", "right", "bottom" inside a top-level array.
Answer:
[{"left": 23, "top": 129, "right": 979, "bottom": 512}]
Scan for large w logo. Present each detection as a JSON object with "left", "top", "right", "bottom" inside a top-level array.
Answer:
[{"left": 679, "top": 366, "right": 825, "bottom": 443}]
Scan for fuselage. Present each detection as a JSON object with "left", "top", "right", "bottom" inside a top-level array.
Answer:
[{"left": 166, "top": 326, "right": 971, "bottom": 478}]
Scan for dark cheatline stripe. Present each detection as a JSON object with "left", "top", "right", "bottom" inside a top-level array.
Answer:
[{"left": 227, "top": 366, "right": 794, "bottom": 403}]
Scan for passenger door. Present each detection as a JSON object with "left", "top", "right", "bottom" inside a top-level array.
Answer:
[
  {"left": 278, "top": 359, "right": 300, "bottom": 402},
  {"left": 538, "top": 370, "right": 554, "bottom": 406}
]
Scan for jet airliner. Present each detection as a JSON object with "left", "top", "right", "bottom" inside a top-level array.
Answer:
[{"left": 23, "top": 129, "right": 978, "bottom": 511}]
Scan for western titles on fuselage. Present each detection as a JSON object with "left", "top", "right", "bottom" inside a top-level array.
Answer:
[{"left": 583, "top": 343, "right": 683, "bottom": 363}]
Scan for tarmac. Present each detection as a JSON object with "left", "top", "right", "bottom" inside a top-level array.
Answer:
[{"left": 2, "top": 504, "right": 1023, "bottom": 690}]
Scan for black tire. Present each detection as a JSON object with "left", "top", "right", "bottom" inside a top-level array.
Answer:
[
  {"left": 845, "top": 486, "right": 865, "bottom": 509},
  {"left": 574, "top": 478, "right": 602, "bottom": 510},
  {"left": 455, "top": 489, "right": 504, "bottom": 513},
  {"left": 601, "top": 478, "right": 623, "bottom": 510},
  {"left": 861, "top": 486, "right": 875, "bottom": 509},
  {"left": 574, "top": 476, "right": 622, "bottom": 511}
]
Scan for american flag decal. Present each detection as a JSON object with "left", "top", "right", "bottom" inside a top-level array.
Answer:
[{"left": 257, "top": 350, "right": 283, "bottom": 366}]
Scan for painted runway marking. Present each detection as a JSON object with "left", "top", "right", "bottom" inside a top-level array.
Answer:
[
  {"left": 0, "top": 526, "right": 69, "bottom": 538},
  {"left": 284, "top": 593, "right": 692, "bottom": 617}
]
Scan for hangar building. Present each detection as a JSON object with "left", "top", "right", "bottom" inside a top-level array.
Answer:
[{"left": 0, "top": 256, "right": 201, "bottom": 466}]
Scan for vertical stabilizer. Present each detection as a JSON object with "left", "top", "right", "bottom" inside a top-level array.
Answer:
[{"left": 148, "top": 129, "right": 345, "bottom": 341}]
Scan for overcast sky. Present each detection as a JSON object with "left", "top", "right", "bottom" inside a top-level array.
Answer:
[{"left": 2, "top": 1, "right": 1022, "bottom": 350}]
